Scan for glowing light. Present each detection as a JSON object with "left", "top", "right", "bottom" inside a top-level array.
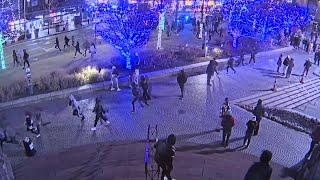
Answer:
[
  {"left": 208, "top": 0, "right": 215, "bottom": 6},
  {"left": 185, "top": 0, "right": 192, "bottom": 6}
]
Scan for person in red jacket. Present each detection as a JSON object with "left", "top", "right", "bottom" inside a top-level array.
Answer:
[
  {"left": 305, "top": 125, "right": 320, "bottom": 159},
  {"left": 221, "top": 111, "right": 235, "bottom": 147}
]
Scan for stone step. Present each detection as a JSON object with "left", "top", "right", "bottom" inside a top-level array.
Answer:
[
  {"left": 264, "top": 82, "right": 320, "bottom": 107},
  {"left": 236, "top": 78, "right": 320, "bottom": 106},
  {"left": 286, "top": 92, "right": 320, "bottom": 109},
  {"left": 233, "top": 78, "right": 319, "bottom": 104},
  {"left": 273, "top": 86, "right": 320, "bottom": 108}
]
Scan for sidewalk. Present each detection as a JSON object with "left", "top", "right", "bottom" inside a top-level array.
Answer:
[{"left": 13, "top": 141, "right": 289, "bottom": 180}]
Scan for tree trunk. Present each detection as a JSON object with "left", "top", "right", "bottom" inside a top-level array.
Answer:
[{"left": 0, "top": 33, "right": 6, "bottom": 70}]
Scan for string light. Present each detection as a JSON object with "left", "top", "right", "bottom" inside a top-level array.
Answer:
[
  {"left": 96, "top": 4, "right": 159, "bottom": 69},
  {"left": 222, "top": 0, "right": 311, "bottom": 40}
]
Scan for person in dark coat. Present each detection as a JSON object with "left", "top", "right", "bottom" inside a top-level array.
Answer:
[
  {"left": 54, "top": 37, "right": 61, "bottom": 51},
  {"left": 177, "top": 70, "right": 188, "bottom": 99},
  {"left": 244, "top": 150, "right": 273, "bottom": 180},
  {"left": 302, "top": 58, "right": 312, "bottom": 77},
  {"left": 238, "top": 53, "right": 245, "bottom": 66},
  {"left": 91, "top": 98, "right": 109, "bottom": 131},
  {"left": 227, "top": 56, "right": 236, "bottom": 74},
  {"left": 74, "top": 41, "right": 83, "bottom": 58},
  {"left": 22, "top": 49, "right": 30, "bottom": 69},
  {"left": 249, "top": 50, "right": 256, "bottom": 64},
  {"left": 305, "top": 125, "right": 320, "bottom": 159},
  {"left": 154, "top": 134, "right": 176, "bottom": 180},
  {"left": 276, "top": 54, "right": 282, "bottom": 73},
  {"left": 282, "top": 55, "right": 290, "bottom": 75},
  {"left": 22, "top": 137, "right": 36, "bottom": 157},
  {"left": 221, "top": 112, "right": 235, "bottom": 147},
  {"left": 253, "top": 99, "right": 264, "bottom": 136},
  {"left": 12, "top": 50, "right": 20, "bottom": 68},
  {"left": 243, "top": 117, "right": 257, "bottom": 148},
  {"left": 131, "top": 83, "right": 147, "bottom": 112},
  {"left": 140, "top": 75, "right": 151, "bottom": 103},
  {"left": 64, "top": 36, "right": 70, "bottom": 48},
  {"left": 206, "top": 60, "right": 214, "bottom": 86},
  {"left": 314, "top": 50, "right": 320, "bottom": 66},
  {"left": 285, "top": 58, "right": 295, "bottom": 78}
]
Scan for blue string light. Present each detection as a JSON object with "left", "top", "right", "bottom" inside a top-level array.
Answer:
[
  {"left": 95, "top": 4, "right": 159, "bottom": 69},
  {"left": 222, "top": 0, "right": 311, "bottom": 40}
]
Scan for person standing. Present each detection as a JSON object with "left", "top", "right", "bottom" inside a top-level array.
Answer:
[
  {"left": 276, "top": 54, "right": 282, "bottom": 73},
  {"left": 83, "top": 40, "right": 90, "bottom": 57},
  {"left": 12, "top": 50, "right": 20, "bottom": 68},
  {"left": 206, "top": 60, "right": 214, "bottom": 86},
  {"left": 253, "top": 99, "right": 265, "bottom": 136},
  {"left": 238, "top": 53, "right": 245, "bottom": 66},
  {"left": 282, "top": 55, "right": 290, "bottom": 75},
  {"left": 89, "top": 42, "right": 96, "bottom": 59},
  {"left": 91, "top": 98, "right": 110, "bottom": 131},
  {"left": 140, "top": 75, "right": 151, "bottom": 102},
  {"left": 244, "top": 150, "right": 273, "bottom": 180},
  {"left": 25, "top": 67, "right": 33, "bottom": 95},
  {"left": 248, "top": 50, "right": 256, "bottom": 64},
  {"left": 302, "top": 58, "right": 312, "bottom": 77},
  {"left": 54, "top": 37, "right": 61, "bottom": 51},
  {"left": 154, "top": 134, "right": 176, "bottom": 180},
  {"left": 64, "top": 36, "right": 70, "bottom": 48},
  {"left": 220, "top": 97, "right": 231, "bottom": 118},
  {"left": 71, "top": 35, "right": 75, "bottom": 47},
  {"left": 221, "top": 111, "right": 235, "bottom": 147},
  {"left": 227, "top": 56, "right": 236, "bottom": 74},
  {"left": 314, "top": 50, "right": 320, "bottom": 66},
  {"left": 74, "top": 41, "right": 83, "bottom": 58},
  {"left": 22, "top": 49, "right": 30, "bottom": 69},
  {"left": 177, "top": 70, "right": 188, "bottom": 99},
  {"left": 285, "top": 58, "right": 295, "bottom": 78},
  {"left": 22, "top": 137, "right": 36, "bottom": 157},
  {"left": 305, "top": 125, "right": 320, "bottom": 159},
  {"left": 243, "top": 117, "right": 257, "bottom": 148},
  {"left": 110, "top": 66, "right": 121, "bottom": 91}
]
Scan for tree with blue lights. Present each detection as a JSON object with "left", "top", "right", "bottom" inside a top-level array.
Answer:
[
  {"left": 0, "top": 7, "right": 11, "bottom": 70},
  {"left": 96, "top": 4, "right": 159, "bottom": 69},
  {"left": 222, "top": 0, "right": 311, "bottom": 40}
]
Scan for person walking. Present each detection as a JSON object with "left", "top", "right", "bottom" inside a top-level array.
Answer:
[
  {"left": 314, "top": 50, "right": 320, "bottom": 66},
  {"left": 91, "top": 98, "right": 110, "bottom": 131},
  {"left": 253, "top": 99, "right": 265, "bottom": 136},
  {"left": 220, "top": 97, "right": 231, "bottom": 118},
  {"left": 243, "top": 117, "right": 257, "bottom": 148},
  {"left": 74, "top": 41, "right": 83, "bottom": 58},
  {"left": 282, "top": 55, "right": 290, "bottom": 75},
  {"left": 244, "top": 150, "right": 273, "bottom": 180},
  {"left": 206, "top": 60, "right": 214, "bottom": 86},
  {"left": 54, "top": 37, "right": 61, "bottom": 51},
  {"left": 12, "top": 50, "right": 20, "bottom": 68},
  {"left": 64, "top": 36, "right": 70, "bottom": 48},
  {"left": 285, "top": 58, "right": 295, "bottom": 78},
  {"left": 83, "top": 40, "right": 90, "bottom": 57},
  {"left": 177, "top": 70, "right": 188, "bottom": 99},
  {"left": 154, "top": 134, "right": 176, "bottom": 180},
  {"left": 131, "top": 83, "right": 147, "bottom": 113},
  {"left": 22, "top": 49, "right": 30, "bottom": 69},
  {"left": 276, "top": 54, "right": 282, "bottom": 73},
  {"left": 110, "top": 66, "right": 121, "bottom": 91},
  {"left": 305, "top": 125, "right": 320, "bottom": 159},
  {"left": 140, "top": 75, "right": 151, "bottom": 102},
  {"left": 238, "top": 53, "right": 245, "bottom": 66},
  {"left": 302, "top": 58, "right": 312, "bottom": 77},
  {"left": 227, "top": 56, "right": 236, "bottom": 74},
  {"left": 248, "top": 50, "right": 256, "bottom": 64},
  {"left": 71, "top": 35, "right": 75, "bottom": 47},
  {"left": 221, "top": 111, "right": 235, "bottom": 147},
  {"left": 89, "top": 42, "right": 96, "bottom": 59}
]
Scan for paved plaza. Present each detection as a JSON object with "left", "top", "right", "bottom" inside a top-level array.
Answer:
[{"left": 0, "top": 47, "right": 317, "bottom": 176}]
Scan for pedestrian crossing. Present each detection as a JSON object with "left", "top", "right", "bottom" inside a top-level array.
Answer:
[{"left": 232, "top": 77, "right": 320, "bottom": 109}]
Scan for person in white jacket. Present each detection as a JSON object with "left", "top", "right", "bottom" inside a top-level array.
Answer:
[{"left": 69, "top": 94, "right": 85, "bottom": 121}]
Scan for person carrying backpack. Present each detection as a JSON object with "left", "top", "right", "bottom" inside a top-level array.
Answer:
[{"left": 243, "top": 117, "right": 257, "bottom": 148}]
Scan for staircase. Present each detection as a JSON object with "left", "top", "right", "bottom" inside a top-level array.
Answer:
[{"left": 233, "top": 78, "right": 320, "bottom": 109}]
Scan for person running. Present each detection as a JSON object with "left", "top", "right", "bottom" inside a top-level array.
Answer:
[
  {"left": 305, "top": 125, "right": 320, "bottom": 159},
  {"left": 282, "top": 55, "right": 290, "bottom": 75},
  {"left": 64, "top": 36, "right": 70, "bottom": 48},
  {"left": 140, "top": 75, "right": 151, "bottom": 103},
  {"left": 12, "top": 50, "right": 20, "bottom": 68},
  {"left": 131, "top": 83, "right": 147, "bottom": 113},
  {"left": 22, "top": 49, "right": 30, "bottom": 69},
  {"left": 253, "top": 99, "right": 265, "bottom": 136},
  {"left": 154, "top": 134, "right": 176, "bottom": 180},
  {"left": 243, "top": 117, "right": 257, "bottom": 148},
  {"left": 302, "top": 58, "right": 312, "bottom": 77},
  {"left": 285, "top": 58, "right": 295, "bottom": 78},
  {"left": 248, "top": 50, "right": 256, "bottom": 64},
  {"left": 74, "top": 41, "right": 83, "bottom": 58},
  {"left": 221, "top": 110, "right": 235, "bottom": 147},
  {"left": 227, "top": 56, "right": 236, "bottom": 74},
  {"left": 54, "top": 37, "right": 61, "bottom": 51},
  {"left": 244, "top": 150, "right": 273, "bottom": 180},
  {"left": 206, "top": 60, "right": 214, "bottom": 86},
  {"left": 110, "top": 66, "right": 121, "bottom": 91},
  {"left": 91, "top": 98, "right": 110, "bottom": 131},
  {"left": 177, "top": 70, "right": 188, "bottom": 99},
  {"left": 276, "top": 54, "right": 282, "bottom": 73}
]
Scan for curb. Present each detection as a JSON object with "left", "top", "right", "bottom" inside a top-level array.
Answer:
[{"left": 0, "top": 46, "right": 294, "bottom": 111}]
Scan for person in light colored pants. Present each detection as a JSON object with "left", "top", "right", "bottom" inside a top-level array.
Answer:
[{"left": 111, "top": 66, "right": 121, "bottom": 91}]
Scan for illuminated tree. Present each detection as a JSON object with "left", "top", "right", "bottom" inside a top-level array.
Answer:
[{"left": 96, "top": 4, "right": 159, "bottom": 69}]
